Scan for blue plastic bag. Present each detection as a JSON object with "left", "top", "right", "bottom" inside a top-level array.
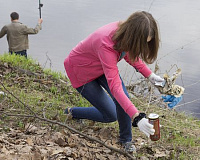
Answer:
[{"left": 162, "top": 95, "right": 183, "bottom": 109}]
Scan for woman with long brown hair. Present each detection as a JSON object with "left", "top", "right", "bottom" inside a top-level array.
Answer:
[{"left": 64, "top": 11, "right": 180, "bottom": 152}]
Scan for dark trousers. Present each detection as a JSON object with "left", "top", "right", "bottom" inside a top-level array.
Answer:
[
  {"left": 10, "top": 50, "right": 27, "bottom": 58},
  {"left": 72, "top": 74, "right": 132, "bottom": 143}
]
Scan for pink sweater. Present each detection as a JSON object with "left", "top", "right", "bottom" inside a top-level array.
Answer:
[{"left": 64, "top": 22, "right": 152, "bottom": 118}]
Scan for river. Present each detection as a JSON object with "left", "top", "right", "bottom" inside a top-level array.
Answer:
[{"left": 0, "top": 0, "right": 200, "bottom": 119}]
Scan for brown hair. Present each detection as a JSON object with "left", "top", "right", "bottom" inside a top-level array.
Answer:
[{"left": 112, "top": 11, "right": 159, "bottom": 64}]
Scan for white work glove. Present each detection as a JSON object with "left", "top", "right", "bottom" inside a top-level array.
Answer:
[
  {"left": 137, "top": 118, "right": 155, "bottom": 137},
  {"left": 148, "top": 73, "right": 165, "bottom": 87}
]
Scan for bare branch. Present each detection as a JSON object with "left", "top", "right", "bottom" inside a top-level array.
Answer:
[{"left": 0, "top": 81, "right": 135, "bottom": 159}]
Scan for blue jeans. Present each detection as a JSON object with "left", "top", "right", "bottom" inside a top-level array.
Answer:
[
  {"left": 71, "top": 74, "right": 132, "bottom": 143},
  {"left": 10, "top": 50, "right": 27, "bottom": 58}
]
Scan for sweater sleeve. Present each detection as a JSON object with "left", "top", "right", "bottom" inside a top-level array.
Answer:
[
  {"left": 98, "top": 45, "right": 138, "bottom": 118},
  {"left": 124, "top": 54, "right": 152, "bottom": 78}
]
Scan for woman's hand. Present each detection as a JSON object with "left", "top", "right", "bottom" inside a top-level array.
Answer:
[
  {"left": 137, "top": 118, "right": 155, "bottom": 137},
  {"left": 148, "top": 73, "right": 165, "bottom": 87},
  {"left": 132, "top": 113, "right": 155, "bottom": 137}
]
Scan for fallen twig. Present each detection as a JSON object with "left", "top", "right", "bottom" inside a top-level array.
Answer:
[{"left": 0, "top": 81, "right": 136, "bottom": 159}]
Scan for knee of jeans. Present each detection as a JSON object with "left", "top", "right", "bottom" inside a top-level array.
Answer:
[{"left": 104, "top": 114, "right": 117, "bottom": 122}]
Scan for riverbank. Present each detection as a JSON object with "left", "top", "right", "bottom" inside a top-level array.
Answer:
[{"left": 0, "top": 54, "right": 199, "bottom": 159}]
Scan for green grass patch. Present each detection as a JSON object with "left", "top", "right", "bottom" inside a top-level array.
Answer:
[{"left": 0, "top": 53, "right": 199, "bottom": 159}]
